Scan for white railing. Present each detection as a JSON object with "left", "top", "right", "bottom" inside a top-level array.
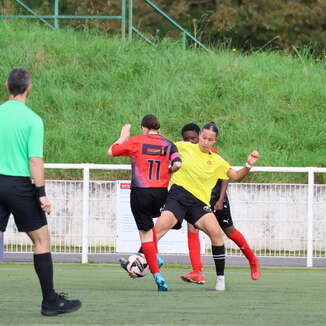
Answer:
[{"left": 2, "top": 164, "right": 326, "bottom": 267}]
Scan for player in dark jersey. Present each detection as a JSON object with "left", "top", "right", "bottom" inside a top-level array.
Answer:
[
  {"left": 179, "top": 123, "right": 260, "bottom": 284},
  {"left": 108, "top": 114, "right": 181, "bottom": 291}
]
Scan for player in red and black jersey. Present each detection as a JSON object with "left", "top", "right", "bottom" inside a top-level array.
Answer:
[{"left": 108, "top": 114, "right": 181, "bottom": 291}]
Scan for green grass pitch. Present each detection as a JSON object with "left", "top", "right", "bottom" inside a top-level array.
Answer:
[{"left": 0, "top": 263, "right": 325, "bottom": 326}]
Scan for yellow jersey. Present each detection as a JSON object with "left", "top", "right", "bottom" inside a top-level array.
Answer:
[{"left": 171, "top": 141, "right": 230, "bottom": 205}]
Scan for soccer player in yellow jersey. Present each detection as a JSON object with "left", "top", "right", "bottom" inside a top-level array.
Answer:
[
  {"left": 179, "top": 123, "right": 260, "bottom": 285},
  {"left": 155, "top": 122, "right": 260, "bottom": 291}
]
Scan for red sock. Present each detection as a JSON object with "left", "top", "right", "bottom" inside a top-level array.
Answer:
[
  {"left": 142, "top": 241, "right": 160, "bottom": 274},
  {"left": 188, "top": 232, "right": 202, "bottom": 273},
  {"left": 228, "top": 229, "right": 256, "bottom": 264},
  {"left": 152, "top": 227, "right": 158, "bottom": 253}
]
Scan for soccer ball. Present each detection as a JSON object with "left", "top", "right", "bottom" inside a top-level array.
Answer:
[{"left": 127, "top": 254, "right": 150, "bottom": 278}]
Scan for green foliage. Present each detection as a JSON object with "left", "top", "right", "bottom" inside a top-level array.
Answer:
[
  {"left": 1, "top": 0, "right": 325, "bottom": 54},
  {"left": 207, "top": 0, "right": 326, "bottom": 54},
  {"left": 0, "top": 21, "right": 325, "bottom": 182}
]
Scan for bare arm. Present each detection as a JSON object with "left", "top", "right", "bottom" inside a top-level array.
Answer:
[
  {"left": 29, "top": 157, "right": 45, "bottom": 186},
  {"left": 29, "top": 157, "right": 51, "bottom": 213},
  {"left": 107, "top": 124, "right": 131, "bottom": 156},
  {"left": 227, "top": 151, "right": 260, "bottom": 182},
  {"left": 169, "top": 161, "right": 182, "bottom": 174}
]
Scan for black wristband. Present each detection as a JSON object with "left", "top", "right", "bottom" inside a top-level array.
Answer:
[{"left": 35, "top": 186, "right": 46, "bottom": 197}]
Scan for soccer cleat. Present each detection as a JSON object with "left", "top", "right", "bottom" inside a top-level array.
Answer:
[
  {"left": 215, "top": 275, "right": 225, "bottom": 291},
  {"left": 180, "top": 271, "right": 206, "bottom": 284},
  {"left": 119, "top": 257, "right": 137, "bottom": 278},
  {"left": 154, "top": 273, "right": 169, "bottom": 291},
  {"left": 250, "top": 257, "right": 261, "bottom": 280},
  {"left": 157, "top": 254, "right": 164, "bottom": 268},
  {"left": 41, "top": 292, "right": 81, "bottom": 316}
]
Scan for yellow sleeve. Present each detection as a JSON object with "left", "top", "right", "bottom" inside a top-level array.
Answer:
[
  {"left": 175, "top": 141, "right": 187, "bottom": 152},
  {"left": 216, "top": 155, "right": 231, "bottom": 180}
]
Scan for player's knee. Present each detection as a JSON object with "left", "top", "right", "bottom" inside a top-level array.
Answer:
[
  {"left": 208, "top": 229, "right": 223, "bottom": 246},
  {"left": 28, "top": 227, "right": 51, "bottom": 251},
  {"left": 224, "top": 226, "right": 235, "bottom": 237},
  {"left": 32, "top": 239, "right": 51, "bottom": 253},
  {"left": 33, "top": 235, "right": 50, "bottom": 246},
  {"left": 155, "top": 220, "right": 168, "bottom": 239},
  {"left": 155, "top": 212, "right": 176, "bottom": 239}
]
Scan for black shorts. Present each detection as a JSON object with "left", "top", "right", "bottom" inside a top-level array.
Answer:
[
  {"left": 210, "top": 179, "right": 233, "bottom": 229},
  {"left": 0, "top": 175, "right": 47, "bottom": 232},
  {"left": 163, "top": 184, "right": 212, "bottom": 228},
  {"left": 212, "top": 195, "right": 233, "bottom": 229},
  {"left": 130, "top": 187, "right": 168, "bottom": 231}
]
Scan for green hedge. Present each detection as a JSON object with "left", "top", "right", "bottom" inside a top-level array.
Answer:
[{"left": 1, "top": 0, "right": 325, "bottom": 54}]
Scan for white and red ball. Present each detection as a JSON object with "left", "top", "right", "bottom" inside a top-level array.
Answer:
[{"left": 126, "top": 254, "right": 150, "bottom": 277}]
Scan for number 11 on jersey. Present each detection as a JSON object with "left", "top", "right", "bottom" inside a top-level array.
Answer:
[{"left": 147, "top": 159, "right": 161, "bottom": 181}]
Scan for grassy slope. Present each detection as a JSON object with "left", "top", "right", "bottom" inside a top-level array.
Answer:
[
  {"left": 1, "top": 263, "right": 326, "bottom": 326},
  {"left": 0, "top": 21, "right": 325, "bottom": 182}
]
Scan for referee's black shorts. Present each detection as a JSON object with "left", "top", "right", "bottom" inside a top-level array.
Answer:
[
  {"left": 162, "top": 184, "right": 213, "bottom": 228},
  {"left": 130, "top": 187, "right": 168, "bottom": 231},
  {"left": 0, "top": 175, "right": 47, "bottom": 232}
]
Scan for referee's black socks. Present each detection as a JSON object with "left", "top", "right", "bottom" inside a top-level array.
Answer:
[
  {"left": 33, "top": 252, "right": 56, "bottom": 302},
  {"left": 212, "top": 245, "right": 225, "bottom": 276}
]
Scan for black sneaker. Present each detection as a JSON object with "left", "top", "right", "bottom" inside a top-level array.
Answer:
[{"left": 41, "top": 292, "right": 81, "bottom": 316}]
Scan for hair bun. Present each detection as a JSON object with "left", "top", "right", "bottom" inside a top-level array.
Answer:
[{"left": 202, "top": 122, "right": 219, "bottom": 134}]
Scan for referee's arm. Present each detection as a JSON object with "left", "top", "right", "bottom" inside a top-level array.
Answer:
[
  {"left": 30, "top": 157, "right": 45, "bottom": 187},
  {"left": 30, "top": 157, "right": 52, "bottom": 213}
]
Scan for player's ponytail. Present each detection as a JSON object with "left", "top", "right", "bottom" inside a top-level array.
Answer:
[
  {"left": 202, "top": 121, "right": 219, "bottom": 135},
  {"left": 141, "top": 114, "right": 160, "bottom": 130}
]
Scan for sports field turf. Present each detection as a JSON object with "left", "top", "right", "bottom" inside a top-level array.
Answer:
[{"left": 0, "top": 263, "right": 325, "bottom": 326}]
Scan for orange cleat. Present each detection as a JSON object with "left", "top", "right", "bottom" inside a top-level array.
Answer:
[
  {"left": 180, "top": 271, "right": 206, "bottom": 284},
  {"left": 250, "top": 257, "right": 261, "bottom": 280}
]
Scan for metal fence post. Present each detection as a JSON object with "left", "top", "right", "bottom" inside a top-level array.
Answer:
[
  {"left": 306, "top": 168, "right": 314, "bottom": 267},
  {"left": 0, "top": 232, "right": 4, "bottom": 262},
  {"left": 82, "top": 165, "right": 90, "bottom": 264},
  {"left": 54, "top": 0, "right": 59, "bottom": 29},
  {"left": 181, "top": 31, "right": 186, "bottom": 49},
  {"left": 128, "top": 0, "right": 133, "bottom": 40},
  {"left": 121, "top": 0, "right": 126, "bottom": 39}
]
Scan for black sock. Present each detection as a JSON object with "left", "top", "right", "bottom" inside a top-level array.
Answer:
[
  {"left": 33, "top": 252, "right": 55, "bottom": 301},
  {"left": 212, "top": 245, "right": 225, "bottom": 276}
]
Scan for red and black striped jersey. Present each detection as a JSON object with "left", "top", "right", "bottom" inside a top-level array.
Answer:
[{"left": 111, "top": 134, "right": 181, "bottom": 188}]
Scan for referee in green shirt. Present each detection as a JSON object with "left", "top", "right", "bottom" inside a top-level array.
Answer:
[{"left": 0, "top": 68, "right": 81, "bottom": 316}]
